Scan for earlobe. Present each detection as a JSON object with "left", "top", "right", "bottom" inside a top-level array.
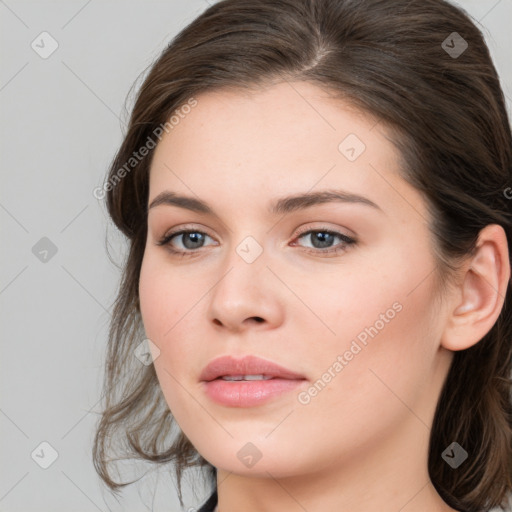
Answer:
[{"left": 441, "top": 224, "right": 510, "bottom": 352}]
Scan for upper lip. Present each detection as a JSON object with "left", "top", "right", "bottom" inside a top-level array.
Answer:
[{"left": 200, "top": 355, "right": 306, "bottom": 382}]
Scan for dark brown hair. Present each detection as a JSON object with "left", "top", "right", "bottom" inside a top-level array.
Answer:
[{"left": 93, "top": 0, "right": 512, "bottom": 510}]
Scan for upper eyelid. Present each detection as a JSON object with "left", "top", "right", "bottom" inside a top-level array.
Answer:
[
  {"left": 162, "top": 224, "right": 216, "bottom": 240},
  {"left": 162, "top": 223, "right": 351, "bottom": 236}
]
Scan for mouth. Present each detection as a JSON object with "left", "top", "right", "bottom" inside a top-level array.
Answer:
[
  {"left": 215, "top": 374, "right": 277, "bottom": 381},
  {"left": 200, "top": 355, "right": 306, "bottom": 407},
  {"left": 199, "top": 355, "right": 306, "bottom": 382}
]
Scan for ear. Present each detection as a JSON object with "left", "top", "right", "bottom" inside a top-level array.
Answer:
[{"left": 441, "top": 224, "right": 510, "bottom": 351}]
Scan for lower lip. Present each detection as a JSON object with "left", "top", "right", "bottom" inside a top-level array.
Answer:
[{"left": 202, "top": 378, "right": 305, "bottom": 407}]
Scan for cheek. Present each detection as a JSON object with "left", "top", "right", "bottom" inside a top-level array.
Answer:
[
  {"left": 139, "top": 251, "right": 193, "bottom": 358},
  {"left": 139, "top": 252, "right": 199, "bottom": 418},
  {"left": 305, "top": 243, "right": 439, "bottom": 404},
  {"left": 287, "top": 289, "right": 437, "bottom": 462},
  {"left": 139, "top": 254, "right": 168, "bottom": 342},
  {"left": 138, "top": 248, "right": 216, "bottom": 388},
  {"left": 299, "top": 256, "right": 410, "bottom": 355}
]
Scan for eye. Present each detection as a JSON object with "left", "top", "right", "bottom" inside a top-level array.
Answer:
[
  {"left": 291, "top": 227, "right": 356, "bottom": 256},
  {"left": 156, "top": 225, "right": 356, "bottom": 257},
  {"left": 156, "top": 229, "right": 216, "bottom": 254}
]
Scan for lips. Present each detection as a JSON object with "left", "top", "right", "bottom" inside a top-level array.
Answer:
[
  {"left": 200, "top": 355, "right": 307, "bottom": 407},
  {"left": 199, "top": 355, "right": 306, "bottom": 382}
]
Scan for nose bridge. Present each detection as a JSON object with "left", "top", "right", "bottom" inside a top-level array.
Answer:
[
  {"left": 216, "top": 233, "right": 268, "bottom": 300},
  {"left": 206, "top": 233, "right": 281, "bottom": 329},
  {"left": 234, "top": 234, "right": 265, "bottom": 266}
]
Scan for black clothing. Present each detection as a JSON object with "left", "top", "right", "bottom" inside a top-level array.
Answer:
[{"left": 197, "top": 489, "right": 218, "bottom": 512}]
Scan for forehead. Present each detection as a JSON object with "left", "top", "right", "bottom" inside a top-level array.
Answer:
[
  {"left": 147, "top": 81, "right": 427, "bottom": 220},
  {"left": 155, "top": 81, "right": 381, "bottom": 162}
]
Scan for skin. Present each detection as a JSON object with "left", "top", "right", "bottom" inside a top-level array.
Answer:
[{"left": 138, "top": 80, "right": 510, "bottom": 512}]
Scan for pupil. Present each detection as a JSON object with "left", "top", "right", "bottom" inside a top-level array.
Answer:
[
  {"left": 312, "top": 232, "right": 333, "bottom": 249},
  {"left": 184, "top": 232, "right": 204, "bottom": 249}
]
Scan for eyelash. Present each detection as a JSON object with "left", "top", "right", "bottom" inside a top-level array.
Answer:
[{"left": 156, "top": 225, "right": 357, "bottom": 258}]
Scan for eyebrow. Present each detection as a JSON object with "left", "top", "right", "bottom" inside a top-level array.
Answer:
[{"left": 147, "top": 189, "right": 382, "bottom": 216}]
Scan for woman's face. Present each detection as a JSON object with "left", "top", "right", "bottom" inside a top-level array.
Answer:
[{"left": 139, "top": 81, "right": 454, "bottom": 478}]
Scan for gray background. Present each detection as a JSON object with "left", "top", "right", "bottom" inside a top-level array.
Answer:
[{"left": 1, "top": 1, "right": 511, "bottom": 511}]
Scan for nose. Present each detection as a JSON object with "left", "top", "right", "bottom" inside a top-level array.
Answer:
[{"left": 206, "top": 247, "right": 285, "bottom": 333}]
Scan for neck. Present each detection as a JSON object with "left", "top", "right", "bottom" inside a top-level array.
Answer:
[{"left": 214, "top": 415, "right": 458, "bottom": 512}]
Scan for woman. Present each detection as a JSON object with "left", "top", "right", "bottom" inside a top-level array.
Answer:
[{"left": 93, "top": 0, "right": 512, "bottom": 511}]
